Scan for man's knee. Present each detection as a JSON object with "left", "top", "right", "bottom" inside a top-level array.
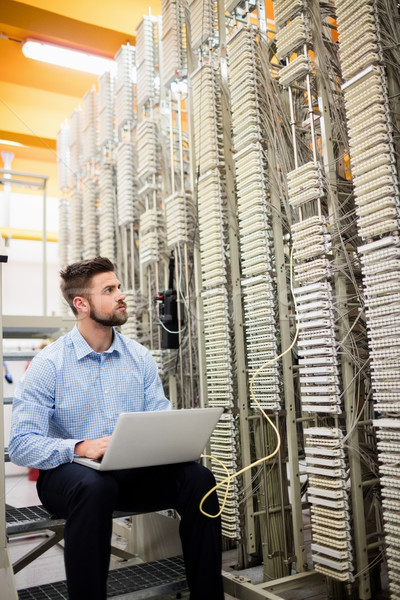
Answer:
[
  {"left": 68, "top": 470, "right": 118, "bottom": 510},
  {"left": 181, "top": 462, "right": 219, "bottom": 500}
]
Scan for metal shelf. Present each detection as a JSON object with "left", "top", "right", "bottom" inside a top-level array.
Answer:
[
  {"left": 6, "top": 505, "right": 65, "bottom": 536},
  {"left": 6, "top": 505, "right": 141, "bottom": 537},
  {"left": 3, "top": 351, "right": 38, "bottom": 361},
  {"left": 3, "top": 315, "right": 74, "bottom": 339}
]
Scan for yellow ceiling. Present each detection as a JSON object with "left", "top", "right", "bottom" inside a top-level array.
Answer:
[{"left": 0, "top": 0, "right": 161, "bottom": 197}]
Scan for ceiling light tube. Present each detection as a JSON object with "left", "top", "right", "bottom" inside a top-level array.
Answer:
[{"left": 22, "top": 39, "right": 116, "bottom": 76}]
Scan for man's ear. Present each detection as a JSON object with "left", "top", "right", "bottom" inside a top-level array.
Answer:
[{"left": 73, "top": 296, "right": 89, "bottom": 314}]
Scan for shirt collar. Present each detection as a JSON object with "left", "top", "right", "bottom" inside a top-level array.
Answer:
[{"left": 71, "top": 324, "right": 122, "bottom": 359}]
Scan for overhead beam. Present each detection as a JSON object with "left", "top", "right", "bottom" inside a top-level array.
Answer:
[
  {"left": 0, "top": 131, "right": 56, "bottom": 152},
  {"left": 1, "top": 0, "right": 137, "bottom": 54}
]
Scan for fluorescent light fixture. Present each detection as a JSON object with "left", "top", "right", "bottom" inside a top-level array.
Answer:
[
  {"left": 0, "top": 139, "right": 24, "bottom": 147},
  {"left": 22, "top": 39, "right": 116, "bottom": 76}
]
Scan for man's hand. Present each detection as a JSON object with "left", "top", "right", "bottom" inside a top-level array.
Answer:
[{"left": 74, "top": 437, "right": 111, "bottom": 459}]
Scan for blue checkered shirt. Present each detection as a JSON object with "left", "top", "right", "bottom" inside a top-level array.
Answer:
[{"left": 9, "top": 325, "right": 171, "bottom": 470}]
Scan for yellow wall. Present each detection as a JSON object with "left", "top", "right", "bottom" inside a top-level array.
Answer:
[
  {"left": 0, "top": 81, "right": 82, "bottom": 192},
  {"left": 0, "top": 81, "right": 83, "bottom": 142}
]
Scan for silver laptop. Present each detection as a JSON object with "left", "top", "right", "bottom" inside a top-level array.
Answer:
[{"left": 73, "top": 407, "right": 223, "bottom": 471}]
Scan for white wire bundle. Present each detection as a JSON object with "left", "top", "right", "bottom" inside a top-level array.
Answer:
[
  {"left": 273, "top": 0, "right": 305, "bottom": 27},
  {"left": 164, "top": 191, "right": 195, "bottom": 248},
  {"left": 70, "top": 187, "right": 83, "bottom": 262},
  {"left": 305, "top": 427, "right": 354, "bottom": 582},
  {"left": 201, "top": 287, "right": 234, "bottom": 409},
  {"left": 138, "top": 208, "right": 166, "bottom": 265},
  {"left": 235, "top": 147, "right": 272, "bottom": 277},
  {"left": 335, "top": 11, "right": 400, "bottom": 583},
  {"left": 116, "top": 141, "right": 136, "bottom": 226},
  {"left": 191, "top": 64, "right": 224, "bottom": 173},
  {"left": 137, "top": 118, "right": 158, "bottom": 180},
  {"left": 293, "top": 277, "right": 341, "bottom": 415},
  {"left": 190, "top": 56, "right": 240, "bottom": 539},
  {"left": 287, "top": 161, "right": 325, "bottom": 208},
  {"left": 279, "top": 54, "right": 312, "bottom": 87},
  {"left": 335, "top": 0, "right": 379, "bottom": 81},
  {"left": 136, "top": 16, "right": 158, "bottom": 108},
  {"left": 161, "top": 0, "right": 186, "bottom": 85},
  {"left": 57, "top": 122, "right": 70, "bottom": 191},
  {"left": 82, "top": 177, "right": 98, "bottom": 259},
  {"left": 189, "top": 0, "right": 214, "bottom": 50},
  {"left": 82, "top": 88, "right": 98, "bottom": 162},
  {"left": 228, "top": 27, "right": 281, "bottom": 411},
  {"left": 275, "top": 15, "right": 310, "bottom": 60},
  {"left": 291, "top": 214, "right": 339, "bottom": 417},
  {"left": 197, "top": 169, "right": 227, "bottom": 289},
  {"left": 209, "top": 413, "right": 241, "bottom": 539},
  {"left": 120, "top": 289, "right": 139, "bottom": 340},
  {"left": 359, "top": 236, "right": 400, "bottom": 415},
  {"left": 69, "top": 108, "right": 82, "bottom": 181},
  {"left": 99, "top": 161, "right": 116, "bottom": 261},
  {"left": 292, "top": 218, "right": 331, "bottom": 262},
  {"left": 242, "top": 276, "right": 280, "bottom": 411},
  {"left": 98, "top": 71, "right": 115, "bottom": 147},
  {"left": 58, "top": 196, "right": 70, "bottom": 269},
  {"left": 228, "top": 28, "right": 263, "bottom": 152},
  {"left": 375, "top": 419, "right": 400, "bottom": 596},
  {"left": 201, "top": 288, "right": 240, "bottom": 538},
  {"left": 339, "top": 65, "right": 398, "bottom": 239},
  {"left": 114, "top": 45, "right": 135, "bottom": 131}
]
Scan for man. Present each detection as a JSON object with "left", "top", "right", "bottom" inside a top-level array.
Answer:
[{"left": 9, "top": 257, "right": 224, "bottom": 600}]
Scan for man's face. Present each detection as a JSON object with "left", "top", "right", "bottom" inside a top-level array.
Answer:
[{"left": 86, "top": 271, "right": 128, "bottom": 327}]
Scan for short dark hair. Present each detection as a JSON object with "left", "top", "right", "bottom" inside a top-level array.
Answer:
[{"left": 60, "top": 257, "right": 115, "bottom": 315}]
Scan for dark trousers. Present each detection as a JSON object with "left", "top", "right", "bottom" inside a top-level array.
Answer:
[{"left": 37, "top": 461, "right": 224, "bottom": 600}]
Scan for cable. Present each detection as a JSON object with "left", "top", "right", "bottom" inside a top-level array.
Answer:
[
  {"left": 200, "top": 453, "right": 232, "bottom": 514},
  {"left": 199, "top": 246, "right": 299, "bottom": 518},
  {"left": 157, "top": 317, "right": 187, "bottom": 336}
]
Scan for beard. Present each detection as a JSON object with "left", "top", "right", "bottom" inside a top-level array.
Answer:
[{"left": 88, "top": 299, "right": 128, "bottom": 327}]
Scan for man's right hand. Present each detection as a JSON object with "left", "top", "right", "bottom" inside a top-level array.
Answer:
[{"left": 74, "top": 437, "right": 111, "bottom": 459}]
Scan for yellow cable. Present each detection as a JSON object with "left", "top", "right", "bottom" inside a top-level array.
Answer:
[
  {"left": 199, "top": 453, "right": 232, "bottom": 518},
  {"left": 199, "top": 246, "right": 299, "bottom": 518}
]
